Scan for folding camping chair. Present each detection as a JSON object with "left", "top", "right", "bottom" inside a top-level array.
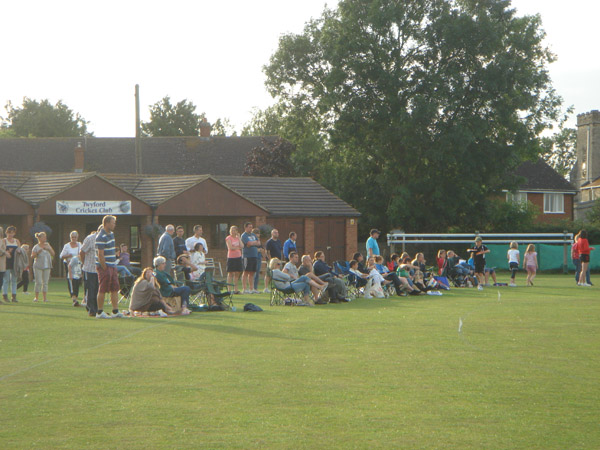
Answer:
[
  {"left": 174, "top": 265, "right": 206, "bottom": 306},
  {"left": 202, "top": 269, "right": 234, "bottom": 309},
  {"left": 118, "top": 275, "right": 135, "bottom": 305},
  {"left": 267, "top": 268, "right": 303, "bottom": 306}
]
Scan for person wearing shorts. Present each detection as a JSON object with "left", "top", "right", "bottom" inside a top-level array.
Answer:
[
  {"left": 241, "top": 222, "right": 261, "bottom": 294},
  {"left": 225, "top": 226, "right": 243, "bottom": 294},
  {"left": 95, "top": 215, "right": 123, "bottom": 319},
  {"left": 468, "top": 237, "right": 489, "bottom": 290}
]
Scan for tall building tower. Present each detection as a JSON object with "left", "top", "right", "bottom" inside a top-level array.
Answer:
[{"left": 574, "top": 110, "right": 600, "bottom": 220}]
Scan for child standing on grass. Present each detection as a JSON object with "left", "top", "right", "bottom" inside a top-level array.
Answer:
[
  {"left": 68, "top": 255, "right": 83, "bottom": 306},
  {"left": 467, "top": 237, "right": 489, "bottom": 291},
  {"left": 523, "top": 244, "right": 538, "bottom": 286},
  {"left": 507, "top": 241, "right": 520, "bottom": 287}
]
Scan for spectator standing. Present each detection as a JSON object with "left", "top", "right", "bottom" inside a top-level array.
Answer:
[
  {"left": 173, "top": 226, "right": 187, "bottom": 259},
  {"left": 467, "top": 237, "right": 489, "bottom": 291},
  {"left": 185, "top": 225, "right": 208, "bottom": 254},
  {"left": 80, "top": 229, "right": 98, "bottom": 316},
  {"left": 523, "top": 244, "right": 539, "bottom": 287},
  {"left": 252, "top": 228, "right": 265, "bottom": 292},
  {"left": 576, "top": 230, "right": 594, "bottom": 287},
  {"left": 31, "top": 232, "right": 54, "bottom": 303},
  {"left": 2, "top": 226, "right": 22, "bottom": 303},
  {"left": 95, "top": 215, "right": 123, "bottom": 319},
  {"left": 157, "top": 225, "right": 176, "bottom": 276},
  {"left": 241, "top": 222, "right": 261, "bottom": 294},
  {"left": 60, "top": 230, "right": 82, "bottom": 306},
  {"left": 572, "top": 232, "right": 591, "bottom": 286},
  {"left": 507, "top": 241, "right": 520, "bottom": 287},
  {"left": 17, "top": 244, "right": 31, "bottom": 295},
  {"left": 366, "top": 229, "right": 381, "bottom": 258},
  {"left": 283, "top": 232, "right": 297, "bottom": 261},
  {"left": 264, "top": 229, "right": 283, "bottom": 293},
  {"left": 0, "top": 227, "right": 5, "bottom": 298},
  {"left": 225, "top": 226, "right": 243, "bottom": 294}
]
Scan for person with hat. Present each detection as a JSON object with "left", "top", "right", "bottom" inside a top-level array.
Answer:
[{"left": 366, "top": 229, "right": 381, "bottom": 258}]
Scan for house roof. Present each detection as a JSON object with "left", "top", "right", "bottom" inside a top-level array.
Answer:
[
  {"left": 514, "top": 159, "right": 577, "bottom": 193},
  {"left": 215, "top": 176, "right": 361, "bottom": 217},
  {"left": 0, "top": 171, "right": 360, "bottom": 217},
  {"left": 0, "top": 172, "right": 95, "bottom": 205},
  {"left": 0, "top": 136, "right": 278, "bottom": 175},
  {"left": 102, "top": 174, "right": 212, "bottom": 206}
]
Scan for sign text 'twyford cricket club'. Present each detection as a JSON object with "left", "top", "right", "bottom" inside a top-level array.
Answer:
[{"left": 55, "top": 201, "right": 132, "bottom": 215}]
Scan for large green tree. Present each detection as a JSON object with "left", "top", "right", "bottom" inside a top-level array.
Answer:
[
  {"left": 2, "top": 98, "right": 91, "bottom": 137},
  {"left": 540, "top": 110, "right": 577, "bottom": 178},
  {"left": 141, "top": 96, "right": 205, "bottom": 136},
  {"left": 263, "top": 0, "right": 563, "bottom": 232}
]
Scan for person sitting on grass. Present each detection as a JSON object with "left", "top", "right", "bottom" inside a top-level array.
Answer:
[
  {"left": 154, "top": 256, "right": 191, "bottom": 315},
  {"left": 375, "top": 255, "right": 416, "bottom": 295},
  {"left": 269, "top": 258, "right": 316, "bottom": 306},
  {"left": 130, "top": 268, "right": 176, "bottom": 316},
  {"left": 364, "top": 256, "right": 391, "bottom": 298}
]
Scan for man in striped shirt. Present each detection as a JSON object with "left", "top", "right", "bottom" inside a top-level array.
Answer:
[{"left": 95, "top": 215, "right": 122, "bottom": 319}]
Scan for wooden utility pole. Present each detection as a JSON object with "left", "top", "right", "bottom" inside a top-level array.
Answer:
[{"left": 135, "top": 84, "right": 142, "bottom": 174}]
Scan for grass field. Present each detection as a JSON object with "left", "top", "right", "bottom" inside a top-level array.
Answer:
[{"left": 1, "top": 274, "right": 598, "bottom": 449}]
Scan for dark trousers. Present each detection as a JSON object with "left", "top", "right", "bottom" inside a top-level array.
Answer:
[
  {"left": 384, "top": 272, "right": 403, "bottom": 293},
  {"left": 574, "top": 259, "right": 591, "bottom": 284},
  {"left": 509, "top": 262, "right": 519, "bottom": 280},
  {"left": 172, "top": 285, "right": 191, "bottom": 308},
  {"left": 0, "top": 271, "right": 4, "bottom": 292},
  {"left": 84, "top": 271, "right": 99, "bottom": 315},
  {"left": 17, "top": 270, "right": 30, "bottom": 292}
]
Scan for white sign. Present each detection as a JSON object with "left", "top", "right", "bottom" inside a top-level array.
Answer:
[{"left": 56, "top": 200, "right": 132, "bottom": 215}]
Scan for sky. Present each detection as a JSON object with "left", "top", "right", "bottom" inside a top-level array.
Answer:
[{"left": 1, "top": 0, "right": 598, "bottom": 137}]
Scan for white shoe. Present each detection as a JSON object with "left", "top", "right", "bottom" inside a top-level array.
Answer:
[
  {"left": 583, "top": 283, "right": 592, "bottom": 287},
  {"left": 243, "top": 290, "right": 252, "bottom": 294},
  {"left": 477, "top": 285, "right": 483, "bottom": 291},
  {"left": 252, "top": 290, "right": 260, "bottom": 294},
  {"left": 158, "top": 310, "right": 168, "bottom": 317},
  {"left": 96, "top": 311, "right": 112, "bottom": 319},
  {"left": 509, "top": 283, "right": 517, "bottom": 287},
  {"left": 263, "top": 288, "right": 271, "bottom": 293},
  {"left": 111, "top": 311, "right": 124, "bottom": 318}
]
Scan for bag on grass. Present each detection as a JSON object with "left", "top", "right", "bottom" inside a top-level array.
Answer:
[{"left": 244, "top": 303, "right": 263, "bottom": 312}]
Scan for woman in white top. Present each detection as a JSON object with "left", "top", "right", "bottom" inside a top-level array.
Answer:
[
  {"left": 59, "top": 230, "right": 82, "bottom": 306},
  {"left": 189, "top": 242, "right": 206, "bottom": 280},
  {"left": 507, "top": 241, "right": 520, "bottom": 287},
  {"left": 31, "top": 232, "right": 55, "bottom": 302}
]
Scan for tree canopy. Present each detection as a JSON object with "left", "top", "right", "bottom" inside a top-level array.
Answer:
[
  {"left": 1, "top": 98, "right": 91, "bottom": 137},
  {"left": 141, "top": 96, "right": 205, "bottom": 137},
  {"left": 244, "top": 137, "right": 296, "bottom": 176},
  {"left": 262, "top": 0, "right": 563, "bottom": 232}
]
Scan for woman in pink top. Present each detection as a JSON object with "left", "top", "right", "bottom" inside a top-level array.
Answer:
[
  {"left": 225, "top": 225, "right": 243, "bottom": 294},
  {"left": 523, "top": 244, "right": 538, "bottom": 287}
]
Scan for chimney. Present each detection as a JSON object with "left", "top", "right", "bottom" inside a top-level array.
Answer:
[
  {"left": 74, "top": 142, "right": 84, "bottom": 172},
  {"left": 200, "top": 118, "right": 211, "bottom": 137}
]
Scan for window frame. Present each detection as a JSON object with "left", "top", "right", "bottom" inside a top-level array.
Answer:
[{"left": 543, "top": 193, "right": 564, "bottom": 214}]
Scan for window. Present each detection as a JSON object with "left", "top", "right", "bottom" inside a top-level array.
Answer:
[
  {"left": 213, "top": 223, "right": 229, "bottom": 249},
  {"left": 130, "top": 226, "right": 140, "bottom": 249},
  {"left": 506, "top": 192, "right": 527, "bottom": 204},
  {"left": 543, "top": 193, "right": 564, "bottom": 213}
]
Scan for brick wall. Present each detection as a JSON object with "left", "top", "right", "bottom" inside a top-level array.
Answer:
[{"left": 345, "top": 218, "right": 358, "bottom": 260}]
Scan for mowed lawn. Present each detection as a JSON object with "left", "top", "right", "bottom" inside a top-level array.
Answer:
[{"left": 0, "top": 274, "right": 598, "bottom": 449}]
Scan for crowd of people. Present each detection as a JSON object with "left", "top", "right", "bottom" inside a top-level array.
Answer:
[{"left": 0, "top": 222, "right": 595, "bottom": 314}]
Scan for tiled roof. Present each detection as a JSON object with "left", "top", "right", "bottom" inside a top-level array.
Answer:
[
  {"left": 0, "top": 136, "right": 277, "bottom": 175},
  {"left": 514, "top": 159, "right": 577, "bottom": 192},
  {"left": 215, "top": 176, "right": 361, "bottom": 217},
  {"left": 0, "top": 172, "right": 93, "bottom": 205},
  {"left": 0, "top": 171, "right": 360, "bottom": 217},
  {"left": 103, "top": 174, "right": 211, "bottom": 205}
]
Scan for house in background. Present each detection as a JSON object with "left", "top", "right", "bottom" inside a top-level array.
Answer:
[
  {"left": 572, "top": 110, "right": 600, "bottom": 220},
  {"left": 504, "top": 159, "right": 577, "bottom": 223},
  {"left": 0, "top": 137, "right": 359, "bottom": 275}
]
